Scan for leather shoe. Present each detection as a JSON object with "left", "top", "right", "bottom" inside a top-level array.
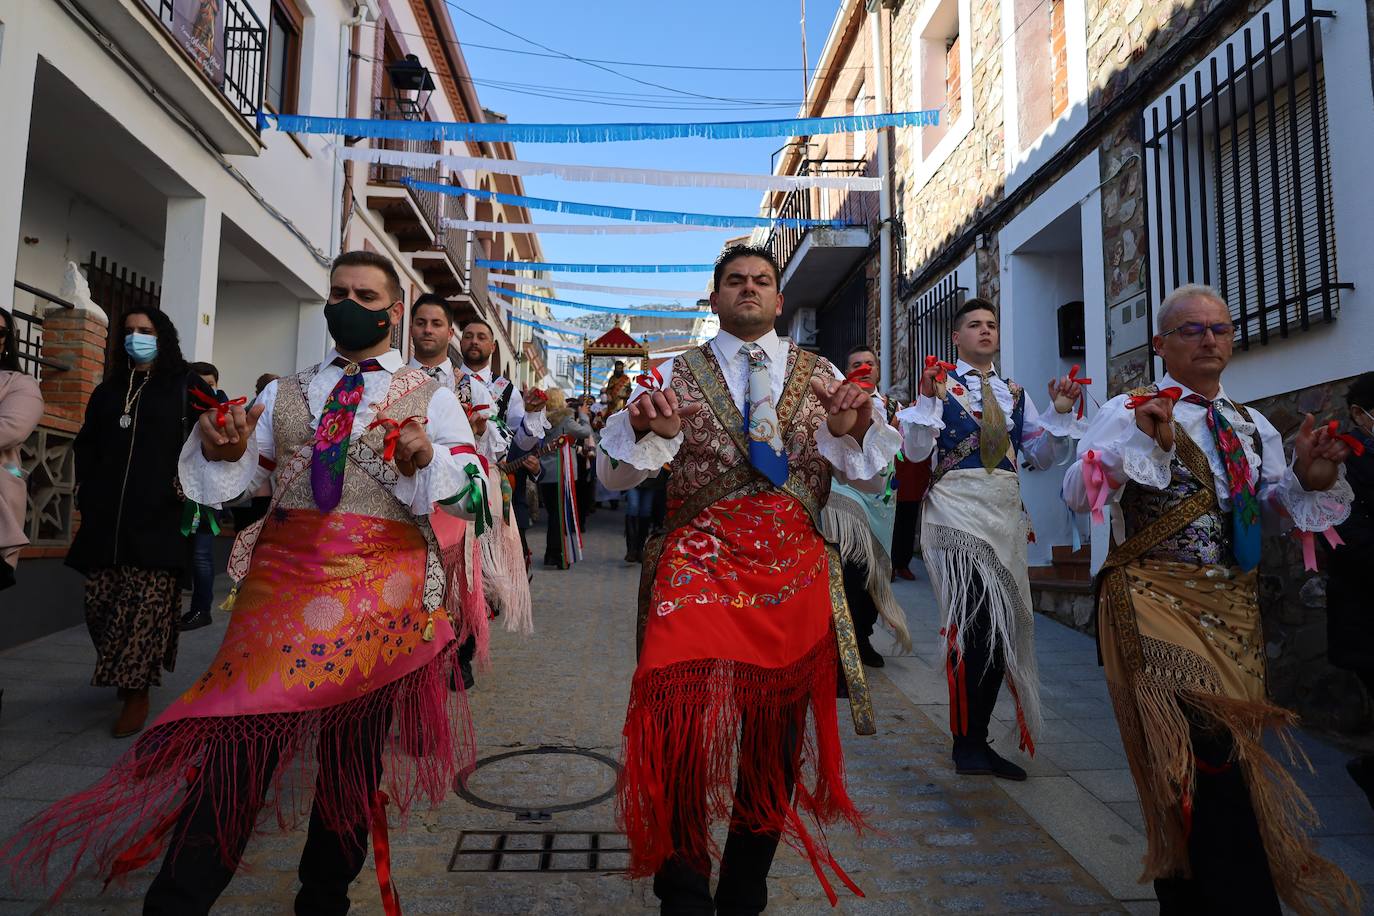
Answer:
[
  {"left": 893, "top": 567, "right": 916, "bottom": 581},
  {"left": 953, "top": 741, "right": 1027, "bottom": 781},
  {"left": 113, "top": 690, "right": 149, "bottom": 738},
  {"left": 857, "top": 638, "right": 885, "bottom": 668},
  {"left": 178, "top": 609, "right": 213, "bottom": 631}
]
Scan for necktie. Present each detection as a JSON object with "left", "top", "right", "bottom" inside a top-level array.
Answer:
[
  {"left": 1181, "top": 393, "right": 1261, "bottom": 570},
  {"left": 424, "top": 366, "right": 443, "bottom": 381},
  {"left": 742, "top": 343, "right": 789, "bottom": 486},
  {"left": 977, "top": 369, "right": 1010, "bottom": 472},
  {"left": 310, "top": 356, "right": 383, "bottom": 512}
]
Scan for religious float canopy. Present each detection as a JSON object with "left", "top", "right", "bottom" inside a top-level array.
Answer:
[{"left": 583, "top": 326, "right": 649, "bottom": 403}]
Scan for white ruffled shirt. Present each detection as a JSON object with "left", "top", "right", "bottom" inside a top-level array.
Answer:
[
  {"left": 895, "top": 360, "right": 1083, "bottom": 470},
  {"left": 1061, "top": 372, "right": 1353, "bottom": 535},
  {"left": 460, "top": 362, "right": 550, "bottom": 451},
  {"left": 408, "top": 356, "right": 508, "bottom": 461},
  {"left": 179, "top": 348, "right": 484, "bottom": 518},
  {"left": 595, "top": 329, "right": 901, "bottom": 493}
]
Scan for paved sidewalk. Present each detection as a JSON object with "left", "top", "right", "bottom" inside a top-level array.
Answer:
[{"left": 1, "top": 511, "right": 1370, "bottom": 913}]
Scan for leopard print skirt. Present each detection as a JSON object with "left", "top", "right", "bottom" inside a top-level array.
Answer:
[{"left": 84, "top": 566, "right": 180, "bottom": 690}]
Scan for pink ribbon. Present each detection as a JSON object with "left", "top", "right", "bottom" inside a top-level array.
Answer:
[
  {"left": 1295, "top": 526, "right": 1345, "bottom": 572},
  {"left": 1082, "top": 449, "right": 1112, "bottom": 525}
]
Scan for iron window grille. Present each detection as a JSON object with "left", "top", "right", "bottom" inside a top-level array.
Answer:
[
  {"left": 1141, "top": 0, "right": 1349, "bottom": 351},
  {"left": 906, "top": 270, "right": 966, "bottom": 400}
]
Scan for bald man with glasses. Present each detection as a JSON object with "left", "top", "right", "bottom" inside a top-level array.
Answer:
[{"left": 1063, "top": 283, "right": 1357, "bottom": 913}]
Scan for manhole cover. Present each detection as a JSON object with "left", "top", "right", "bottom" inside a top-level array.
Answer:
[
  {"left": 448, "top": 829, "right": 630, "bottom": 873},
  {"left": 456, "top": 746, "right": 620, "bottom": 820}
]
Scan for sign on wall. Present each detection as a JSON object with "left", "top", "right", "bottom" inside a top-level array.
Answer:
[{"left": 167, "top": 0, "right": 225, "bottom": 86}]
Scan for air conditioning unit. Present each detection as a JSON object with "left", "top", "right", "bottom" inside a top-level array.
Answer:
[{"left": 789, "top": 308, "right": 818, "bottom": 347}]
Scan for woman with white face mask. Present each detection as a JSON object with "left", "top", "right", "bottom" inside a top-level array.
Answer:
[
  {"left": 66, "top": 306, "right": 215, "bottom": 738},
  {"left": 1330, "top": 372, "right": 1374, "bottom": 807}
]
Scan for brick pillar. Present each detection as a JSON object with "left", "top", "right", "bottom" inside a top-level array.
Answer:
[{"left": 39, "top": 304, "right": 108, "bottom": 435}]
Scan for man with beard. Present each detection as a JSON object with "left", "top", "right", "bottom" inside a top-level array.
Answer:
[
  {"left": 458, "top": 318, "right": 548, "bottom": 451},
  {"left": 2, "top": 250, "right": 485, "bottom": 914},
  {"left": 598, "top": 244, "right": 901, "bottom": 912}
]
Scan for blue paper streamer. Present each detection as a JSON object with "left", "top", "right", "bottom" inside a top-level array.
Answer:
[
  {"left": 408, "top": 180, "right": 853, "bottom": 230},
  {"left": 261, "top": 110, "right": 940, "bottom": 144},
  {"left": 506, "top": 314, "right": 586, "bottom": 336},
  {"left": 495, "top": 287, "right": 712, "bottom": 319},
  {"left": 479, "top": 259, "right": 711, "bottom": 274}
]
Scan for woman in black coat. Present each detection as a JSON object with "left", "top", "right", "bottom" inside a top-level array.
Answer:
[
  {"left": 1330, "top": 372, "right": 1374, "bottom": 804},
  {"left": 68, "top": 306, "right": 211, "bottom": 738}
]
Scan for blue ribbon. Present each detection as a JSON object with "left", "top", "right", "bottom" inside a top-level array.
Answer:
[
  {"left": 260, "top": 109, "right": 940, "bottom": 144},
  {"left": 407, "top": 180, "right": 855, "bottom": 230},
  {"left": 495, "top": 287, "right": 713, "bottom": 319},
  {"left": 478, "top": 259, "right": 711, "bottom": 274}
]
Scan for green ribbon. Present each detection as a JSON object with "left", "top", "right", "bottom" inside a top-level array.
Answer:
[
  {"left": 442, "top": 464, "right": 492, "bottom": 536},
  {"left": 597, "top": 442, "right": 620, "bottom": 469},
  {"left": 880, "top": 462, "right": 897, "bottom": 505},
  {"left": 181, "top": 500, "right": 221, "bottom": 537}
]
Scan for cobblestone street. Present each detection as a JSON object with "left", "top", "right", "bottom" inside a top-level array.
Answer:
[{"left": 3, "top": 510, "right": 1373, "bottom": 914}]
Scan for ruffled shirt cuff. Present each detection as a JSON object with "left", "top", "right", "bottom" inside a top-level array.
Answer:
[
  {"left": 894, "top": 394, "right": 945, "bottom": 430},
  {"left": 178, "top": 426, "right": 257, "bottom": 508},
  {"left": 524, "top": 408, "right": 551, "bottom": 439},
  {"left": 599, "top": 409, "right": 681, "bottom": 472},
  {"left": 393, "top": 448, "right": 476, "bottom": 517},
  {"left": 816, "top": 419, "right": 902, "bottom": 482},
  {"left": 476, "top": 423, "right": 509, "bottom": 463},
  {"left": 1117, "top": 424, "right": 1174, "bottom": 490},
  {"left": 1037, "top": 406, "right": 1089, "bottom": 440},
  {"left": 1276, "top": 463, "right": 1354, "bottom": 532}
]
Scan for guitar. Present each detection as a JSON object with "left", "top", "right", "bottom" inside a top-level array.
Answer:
[{"left": 496, "top": 435, "right": 572, "bottom": 474}]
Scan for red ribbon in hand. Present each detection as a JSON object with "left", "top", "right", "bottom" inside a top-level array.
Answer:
[
  {"left": 1326, "top": 420, "right": 1366, "bottom": 457},
  {"left": 465, "top": 402, "right": 490, "bottom": 422},
  {"left": 1067, "top": 364, "right": 1093, "bottom": 419},
  {"left": 190, "top": 388, "right": 247, "bottom": 427},
  {"left": 634, "top": 366, "right": 665, "bottom": 393},
  {"left": 1125, "top": 387, "right": 1182, "bottom": 409},
  {"left": 845, "top": 362, "right": 877, "bottom": 391},
  {"left": 924, "top": 355, "right": 957, "bottom": 383},
  {"left": 367, "top": 415, "right": 427, "bottom": 462}
]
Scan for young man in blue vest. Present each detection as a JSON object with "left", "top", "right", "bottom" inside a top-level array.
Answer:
[{"left": 898, "top": 298, "right": 1082, "bottom": 780}]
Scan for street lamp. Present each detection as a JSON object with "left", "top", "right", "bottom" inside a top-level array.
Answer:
[{"left": 385, "top": 54, "right": 435, "bottom": 120}]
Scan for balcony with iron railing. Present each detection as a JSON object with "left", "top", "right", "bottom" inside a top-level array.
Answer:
[
  {"left": 366, "top": 99, "right": 446, "bottom": 241},
  {"left": 765, "top": 158, "right": 874, "bottom": 274},
  {"left": 77, "top": 0, "right": 265, "bottom": 155}
]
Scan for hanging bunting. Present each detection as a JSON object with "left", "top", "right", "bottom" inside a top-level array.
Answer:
[
  {"left": 409, "top": 180, "right": 853, "bottom": 229},
  {"left": 495, "top": 287, "right": 712, "bottom": 319},
  {"left": 505, "top": 312, "right": 589, "bottom": 337},
  {"left": 478, "top": 259, "right": 711, "bottom": 274},
  {"left": 441, "top": 218, "right": 717, "bottom": 235},
  {"left": 262, "top": 109, "right": 940, "bottom": 145},
  {"left": 336, "top": 145, "right": 882, "bottom": 191},
  {"left": 489, "top": 273, "right": 703, "bottom": 299}
]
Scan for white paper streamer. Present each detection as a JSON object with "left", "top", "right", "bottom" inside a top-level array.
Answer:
[
  {"left": 441, "top": 218, "right": 718, "bottom": 236},
  {"left": 489, "top": 273, "right": 703, "bottom": 299},
  {"left": 337, "top": 145, "right": 881, "bottom": 192}
]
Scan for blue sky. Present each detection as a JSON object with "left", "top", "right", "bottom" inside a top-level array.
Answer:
[{"left": 448, "top": 0, "right": 844, "bottom": 320}]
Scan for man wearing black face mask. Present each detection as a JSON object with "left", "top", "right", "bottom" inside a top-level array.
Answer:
[{"left": 3, "top": 251, "right": 491, "bottom": 916}]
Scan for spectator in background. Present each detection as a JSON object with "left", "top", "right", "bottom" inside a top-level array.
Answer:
[
  {"left": 538, "top": 389, "right": 593, "bottom": 568},
  {"left": 179, "top": 362, "right": 225, "bottom": 632},
  {"left": 0, "top": 306, "right": 44, "bottom": 592},
  {"left": 1329, "top": 372, "right": 1374, "bottom": 807},
  {"left": 67, "top": 306, "right": 213, "bottom": 737}
]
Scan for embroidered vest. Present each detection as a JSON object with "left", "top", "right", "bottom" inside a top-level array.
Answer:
[
  {"left": 665, "top": 341, "right": 834, "bottom": 527},
  {"left": 930, "top": 375, "right": 1027, "bottom": 484}
]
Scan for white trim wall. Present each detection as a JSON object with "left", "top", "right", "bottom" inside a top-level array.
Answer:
[
  {"left": 1000, "top": 0, "right": 1089, "bottom": 193},
  {"left": 904, "top": 0, "right": 975, "bottom": 194}
]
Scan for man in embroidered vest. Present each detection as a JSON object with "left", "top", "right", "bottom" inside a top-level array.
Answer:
[
  {"left": 458, "top": 317, "right": 549, "bottom": 452},
  {"left": 897, "top": 297, "right": 1083, "bottom": 782},
  {"left": 818, "top": 345, "right": 912, "bottom": 669},
  {"left": 1062, "top": 284, "right": 1358, "bottom": 913},
  {"left": 1, "top": 251, "right": 488, "bottom": 914},
  {"left": 598, "top": 244, "right": 901, "bottom": 914}
]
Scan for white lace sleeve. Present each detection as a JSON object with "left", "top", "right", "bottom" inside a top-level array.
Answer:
[
  {"left": 817, "top": 417, "right": 902, "bottom": 488},
  {"left": 1036, "top": 407, "right": 1088, "bottom": 440},
  {"left": 1275, "top": 464, "right": 1354, "bottom": 532},
  {"left": 178, "top": 426, "right": 257, "bottom": 507},
  {"left": 1118, "top": 424, "right": 1174, "bottom": 491},
  {"left": 598, "top": 408, "right": 681, "bottom": 472}
]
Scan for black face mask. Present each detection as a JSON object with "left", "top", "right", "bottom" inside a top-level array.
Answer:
[{"left": 325, "top": 298, "right": 392, "bottom": 352}]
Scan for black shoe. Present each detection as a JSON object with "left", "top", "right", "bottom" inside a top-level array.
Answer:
[
  {"left": 1348, "top": 757, "right": 1374, "bottom": 810},
  {"left": 449, "top": 665, "right": 476, "bottom": 692},
  {"left": 178, "top": 609, "right": 213, "bottom": 631},
  {"left": 953, "top": 741, "right": 1027, "bottom": 781},
  {"left": 857, "top": 637, "right": 885, "bottom": 668}
]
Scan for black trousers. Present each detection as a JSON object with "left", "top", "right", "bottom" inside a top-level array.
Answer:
[
  {"left": 144, "top": 711, "right": 390, "bottom": 916},
  {"left": 1152, "top": 724, "right": 1281, "bottom": 914},
  {"left": 540, "top": 483, "right": 568, "bottom": 566},
  {"left": 948, "top": 570, "right": 1004, "bottom": 749},
  {"left": 842, "top": 560, "right": 878, "bottom": 642},
  {"left": 890, "top": 502, "right": 919, "bottom": 571},
  {"left": 653, "top": 716, "right": 801, "bottom": 916}
]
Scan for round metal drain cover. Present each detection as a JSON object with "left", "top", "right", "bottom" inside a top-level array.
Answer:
[{"left": 456, "top": 746, "right": 620, "bottom": 818}]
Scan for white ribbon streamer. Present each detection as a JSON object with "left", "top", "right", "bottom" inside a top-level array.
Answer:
[
  {"left": 489, "top": 273, "right": 703, "bottom": 299},
  {"left": 336, "top": 145, "right": 881, "bottom": 192},
  {"left": 441, "top": 218, "right": 718, "bottom": 235}
]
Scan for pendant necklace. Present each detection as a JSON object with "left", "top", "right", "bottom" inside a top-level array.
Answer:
[{"left": 120, "top": 371, "right": 151, "bottom": 429}]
